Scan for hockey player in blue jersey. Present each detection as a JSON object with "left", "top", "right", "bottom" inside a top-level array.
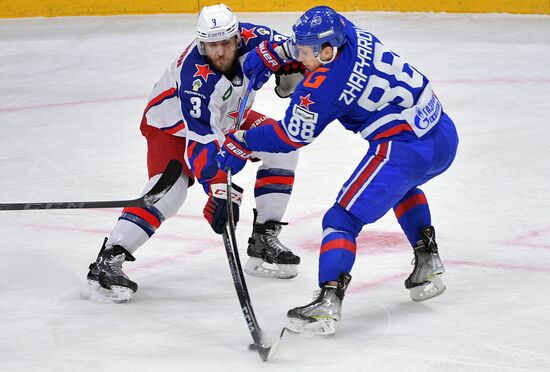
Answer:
[
  {"left": 217, "top": 6, "right": 459, "bottom": 334},
  {"left": 83, "top": 4, "right": 305, "bottom": 303}
]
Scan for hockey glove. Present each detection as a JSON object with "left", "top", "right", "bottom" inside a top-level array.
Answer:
[
  {"left": 243, "top": 40, "right": 284, "bottom": 90},
  {"left": 203, "top": 182, "right": 244, "bottom": 234},
  {"left": 216, "top": 131, "right": 251, "bottom": 174},
  {"left": 275, "top": 61, "right": 307, "bottom": 98}
]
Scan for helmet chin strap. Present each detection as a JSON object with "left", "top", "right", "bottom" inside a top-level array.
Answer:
[{"left": 316, "top": 46, "right": 338, "bottom": 65}]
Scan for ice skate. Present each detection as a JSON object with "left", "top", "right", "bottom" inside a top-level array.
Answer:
[
  {"left": 244, "top": 217, "right": 300, "bottom": 279},
  {"left": 287, "top": 273, "right": 351, "bottom": 336},
  {"left": 405, "top": 226, "right": 446, "bottom": 302},
  {"left": 244, "top": 210, "right": 300, "bottom": 279},
  {"left": 82, "top": 238, "right": 138, "bottom": 303}
]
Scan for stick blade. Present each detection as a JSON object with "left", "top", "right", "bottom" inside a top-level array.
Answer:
[
  {"left": 142, "top": 159, "right": 182, "bottom": 206},
  {"left": 248, "top": 327, "right": 289, "bottom": 362}
]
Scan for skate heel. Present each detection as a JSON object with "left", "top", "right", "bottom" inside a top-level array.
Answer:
[
  {"left": 304, "top": 317, "right": 336, "bottom": 336},
  {"left": 110, "top": 286, "right": 134, "bottom": 303},
  {"left": 244, "top": 257, "right": 298, "bottom": 279},
  {"left": 409, "top": 273, "right": 446, "bottom": 302}
]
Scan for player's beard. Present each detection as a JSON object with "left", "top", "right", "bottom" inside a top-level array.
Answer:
[{"left": 208, "top": 52, "right": 238, "bottom": 74}]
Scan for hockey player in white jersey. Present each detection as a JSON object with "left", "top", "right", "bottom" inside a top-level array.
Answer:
[{"left": 83, "top": 4, "right": 304, "bottom": 303}]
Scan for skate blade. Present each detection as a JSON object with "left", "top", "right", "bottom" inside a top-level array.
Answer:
[
  {"left": 244, "top": 257, "right": 298, "bottom": 279},
  {"left": 80, "top": 280, "right": 134, "bottom": 303},
  {"left": 287, "top": 316, "right": 336, "bottom": 336},
  {"left": 410, "top": 274, "right": 446, "bottom": 302}
]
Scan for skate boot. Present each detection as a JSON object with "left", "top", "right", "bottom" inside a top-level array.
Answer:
[
  {"left": 244, "top": 211, "right": 300, "bottom": 279},
  {"left": 405, "top": 226, "right": 446, "bottom": 302},
  {"left": 287, "top": 273, "right": 352, "bottom": 335},
  {"left": 83, "top": 238, "right": 138, "bottom": 303}
]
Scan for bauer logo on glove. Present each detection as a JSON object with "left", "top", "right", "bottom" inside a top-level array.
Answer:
[
  {"left": 226, "top": 142, "right": 252, "bottom": 159},
  {"left": 258, "top": 41, "right": 282, "bottom": 70}
]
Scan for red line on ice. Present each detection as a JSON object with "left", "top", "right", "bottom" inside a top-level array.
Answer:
[
  {"left": 501, "top": 225, "right": 550, "bottom": 249},
  {"left": 0, "top": 95, "right": 147, "bottom": 113}
]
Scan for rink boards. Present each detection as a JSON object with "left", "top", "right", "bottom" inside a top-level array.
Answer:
[{"left": 1, "top": 0, "right": 549, "bottom": 18}]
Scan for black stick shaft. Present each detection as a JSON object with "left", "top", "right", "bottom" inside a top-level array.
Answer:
[
  {"left": 224, "top": 169, "right": 270, "bottom": 362},
  {"left": 0, "top": 159, "right": 182, "bottom": 211}
]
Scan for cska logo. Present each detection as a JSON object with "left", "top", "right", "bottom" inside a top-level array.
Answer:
[
  {"left": 193, "top": 64, "right": 215, "bottom": 82},
  {"left": 240, "top": 27, "right": 257, "bottom": 44}
]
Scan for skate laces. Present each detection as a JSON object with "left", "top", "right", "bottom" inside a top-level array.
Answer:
[
  {"left": 264, "top": 225, "right": 291, "bottom": 253},
  {"left": 105, "top": 252, "right": 127, "bottom": 276}
]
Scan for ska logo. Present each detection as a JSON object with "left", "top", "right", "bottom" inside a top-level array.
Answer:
[{"left": 311, "top": 15, "right": 322, "bottom": 27}]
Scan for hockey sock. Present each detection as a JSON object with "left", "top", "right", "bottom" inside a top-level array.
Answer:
[
  {"left": 254, "top": 168, "right": 294, "bottom": 224},
  {"left": 393, "top": 188, "right": 431, "bottom": 246},
  {"left": 107, "top": 174, "right": 188, "bottom": 253},
  {"left": 318, "top": 204, "right": 363, "bottom": 285},
  {"left": 319, "top": 229, "right": 357, "bottom": 285}
]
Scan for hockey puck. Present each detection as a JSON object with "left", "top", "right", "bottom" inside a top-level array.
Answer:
[{"left": 249, "top": 343, "right": 257, "bottom": 351}]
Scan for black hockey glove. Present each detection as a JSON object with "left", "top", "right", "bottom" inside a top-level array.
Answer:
[
  {"left": 203, "top": 182, "right": 244, "bottom": 234},
  {"left": 277, "top": 61, "right": 306, "bottom": 76}
]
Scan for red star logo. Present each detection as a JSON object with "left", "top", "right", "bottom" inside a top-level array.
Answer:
[
  {"left": 240, "top": 27, "right": 257, "bottom": 45},
  {"left": 193, "top": 64, "right": 215, "bottom": 82},
  {"left": 227, "top": 98, "right": 252, "bottom": 128},
  {"left": 299, "top": 94, "right": 315, "bottom": 110}
]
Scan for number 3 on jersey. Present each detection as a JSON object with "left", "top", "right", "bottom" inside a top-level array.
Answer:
[{"left": 190, "top": 96, "right": 201, "bottom": 118}]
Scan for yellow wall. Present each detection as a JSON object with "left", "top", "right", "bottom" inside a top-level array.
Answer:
[
  {"left": 1, "top": 0, "right": 549, "bottom": 18},
  {"left": 206, "top": 1, "right": 550, "bottom": 14}
]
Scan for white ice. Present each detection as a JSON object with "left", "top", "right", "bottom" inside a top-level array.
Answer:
[{"left": 1, "top": 11, "right": 550, "bottom": 372}]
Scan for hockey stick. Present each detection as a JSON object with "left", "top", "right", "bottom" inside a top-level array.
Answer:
[
  {"left": 219, "top": 75, "right": 278, "bottom": 361},
  {"left": 0, "top": 159, "right": 182, "bottom": 211},
  {"left": 223, "top": 169, "right": 278, "bottom": 362},
  {"left": 235, "top": 75, "right": 255, "bottom": 130}
]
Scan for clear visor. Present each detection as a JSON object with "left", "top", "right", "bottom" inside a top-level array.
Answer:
[
  {"left": 288, "top": 36, "right": 319, "bottom": 59},
  {"left": 288, "top": 37, "right": 299, "bottom": 59},
  {"left": 288, "top": 36, "right": 321, "bottom": 59}
]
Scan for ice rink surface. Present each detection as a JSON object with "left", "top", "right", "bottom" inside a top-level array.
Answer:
[{"left": 1, "top": 10, "right": 550, "bottom": 372}]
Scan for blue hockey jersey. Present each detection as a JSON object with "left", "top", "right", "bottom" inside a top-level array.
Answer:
[{"left": 245, "top": 16, "right": 444, "bottom": 153}]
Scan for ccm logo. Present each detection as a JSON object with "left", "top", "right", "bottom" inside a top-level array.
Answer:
[
  {"left": 227, "top": 143, "right": 251, "bottom": 158},
  {"left": 213, "top": 189, "right": 243, "bottom": 203},
  {"left": 259, "top": 43, "right": 279, "bottom": 68}
]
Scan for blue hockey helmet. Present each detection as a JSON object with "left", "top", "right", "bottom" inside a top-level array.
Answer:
[{"left": 291, "top": 6, "right": 346, "bottom": 62}]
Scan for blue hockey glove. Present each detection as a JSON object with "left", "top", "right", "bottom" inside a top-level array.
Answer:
[
  {"left": 216, "top": 131, "right": 251, "bottom": 174},
  {"left": 243, "top": 40, "right": 284, "bottom": 90},
  {"left": 203, "top": 182, "right": 243, "bottom": 234}
]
